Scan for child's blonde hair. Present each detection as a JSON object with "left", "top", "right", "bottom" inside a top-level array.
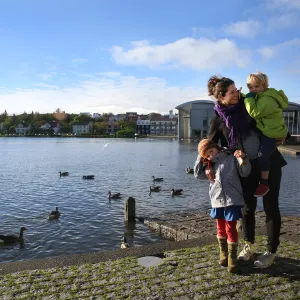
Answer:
[{"left": 247, "top": 72, "right": 269, "bottom": 90}]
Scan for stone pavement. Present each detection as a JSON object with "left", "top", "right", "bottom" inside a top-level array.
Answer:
[{"left": 0, "top": 235, "right": 300, "bottom": 299}]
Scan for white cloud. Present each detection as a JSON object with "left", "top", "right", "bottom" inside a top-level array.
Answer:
[
  {"left": 264, "top": 0, "right": 300, "bottom": 9},
  {"left": 131, "top": 40, "right": 150, "bottom": 47},
  {"left": 0, "top": 74, "right": 209, "bottom": 115},
  {"left": 267, "top": 12, "right": 299, "bottom": 29},
  {"left": 257, "top": 47, "right": 275, "bottom": 59},
  {"left": 39, "top": 72, "right": 56, "bottom": 80},
  {"left": 258, "top": 38, "right": 300, "bottom": 59},
  {"left": 71, "top": 58, "right": 88, "bottom": 64},
  {"left": 222, "top": 20, "right": 262, "bottom": 38},
  {"left": 111, "top": 38, "right": 250, "bottom": 70}
]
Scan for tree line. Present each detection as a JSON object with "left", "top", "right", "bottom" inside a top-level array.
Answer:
[{"left": 0, "top": 110, "right": 137, "bottom": 137}]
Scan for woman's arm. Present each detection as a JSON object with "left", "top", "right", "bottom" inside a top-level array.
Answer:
[
  {"left": 234, "top": 150, "right": 251, "bottom": 177},
  {"left": 208, "top": 115, "right": 222, "bottom": 143}
]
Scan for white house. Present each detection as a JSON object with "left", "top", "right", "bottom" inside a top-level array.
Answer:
[
  {"left": 40, "top": 121, "right": 61, "bottom": 134},
  {"left": 40, "top": 123, "right": 51, "bottom": 130},
  {"left": 15, "top": 124, "right": 31, "bottom": 134},
  {"left": 72, "top": 122, "right": 93, "bottom": 134},
  {"left": 92, "top": 113, "right": 101, "bottom": 120}
]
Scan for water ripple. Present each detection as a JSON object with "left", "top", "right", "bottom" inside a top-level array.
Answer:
[{"left": 0, "top": 137, "right": 299, "bottom": 263}]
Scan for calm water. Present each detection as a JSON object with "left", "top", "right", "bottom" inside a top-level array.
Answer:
[{"left": 0, "top": 137, "right": 300, "bottom": 263}]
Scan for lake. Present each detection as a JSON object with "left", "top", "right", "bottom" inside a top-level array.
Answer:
[{"left": 0, "top": 137, "right": 300, "bottom": 263}]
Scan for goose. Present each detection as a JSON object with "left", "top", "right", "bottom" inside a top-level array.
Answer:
[
  {"left": 149, "top": 185, "right": 161, "bottom": 194},
  {"left": 186, "top": 167, "right": 194, "bottom": 174},
  {"left": 0, "top": 227, "right": 28, "bottom": 243},
  {"left": 82, "top": 175, "right": 95, "bottom": 180},
  {"left": 171, "top": 188, "right": 183, "bottom": 196},
  {"left": 108, "top": 191, "right": 121, "bottom": 200},
  {"left": 152, "top": 176, "right": 164, "bottom": 182},
  {"left": 49, "top": 207, "right": 60, "bottom": 220},
  {"left": 121, "top": 237, "right": 130, "bottom": 249},
  {"left": 59, "top": 171, "right": 69, "bottom": 177}
]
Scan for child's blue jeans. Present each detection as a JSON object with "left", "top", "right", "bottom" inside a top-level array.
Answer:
[{"left": 258, "top": 134, "right": 277, "bottom": 171}]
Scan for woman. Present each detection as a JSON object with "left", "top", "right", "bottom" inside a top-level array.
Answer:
[{"left": 205, "top": 75, "right": 287, "bottom": 269}]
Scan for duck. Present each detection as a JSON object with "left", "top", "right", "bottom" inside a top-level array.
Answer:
[
  {"left": 108, "top": 191, "right": 121, "bottom": 200},
  {"left": 121, "top": 237, "right": 130, "bottom": 249},
  {"left": 171, "top": 188, "right": 183, "bottom": 196},
  {"left": 152, "top": 176, "right": 164, "bottom": 182},
  {"left": 49, "top": 207, "right": 60, "bottom": 220},
  {"left": 186, "top": 167, "right": 194, "bottom": 174},
  {"left": 0, "top": 227, "right": 28, "bottom": 243},
  {"left": 149, "top": 185, "right": 161, "bottom": 195},
  {"left": 59, "top": 171, "right": 69, "bottom": 177},
  {"left": 82, "top": 175, "right": 95, "bottom": 180}
]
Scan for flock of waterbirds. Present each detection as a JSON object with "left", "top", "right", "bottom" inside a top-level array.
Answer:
[{"left": 0, "top": 166, "right": 195, "bottom": 248}]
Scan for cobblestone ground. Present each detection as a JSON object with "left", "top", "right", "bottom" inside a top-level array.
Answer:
[{"left": 0, "top": 236, "right": 299, "bottom": 300}]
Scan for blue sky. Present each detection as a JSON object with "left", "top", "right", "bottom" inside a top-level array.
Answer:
[{"left": 0, "top": 0, "right": 300, "bottom": 114}]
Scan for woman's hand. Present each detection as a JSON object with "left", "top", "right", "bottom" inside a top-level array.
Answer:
[
  {"left": 205, "top": 167, "right": 215, "bottom": 183},
  {"left": 234, "top": 150, "right": 245, "bottom": 166},
  {"left": 234, "top": 150, "right": 245, "bottom": 158},
  {"left": 275, "top": 136, "right": 286, "bottom": 145}
]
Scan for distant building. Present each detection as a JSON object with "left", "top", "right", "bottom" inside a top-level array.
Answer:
[
  {"left": 138, "top": 114, "right": 149, "bottom": 120},
  {"left": 125, "top": 112, "right": 138, "bottom": 122},
  {"left": 136, "top": 120, "right": 150, "bottom": 135},
  {"left": 105, "top": 120, "right": 118, "bottom": 134},
  {"left": 175, "top": 100, "right": 215, "bottom": 140},
  {"left": 163, "top": 110, "right": 176, "bottom": 119},
  {"left": 40, "top": 121, "right": 61, "bottom": 134},
  {"left": 72, "top": 122, "right": 93, "bottom": 134},
  {"left": 92, "top": 113, "right": 101, "bottom": 120},
  {"left": 150, "top": 111, "right": 178, "bottom": 136},
  {"left": 15, "top": 124, "right": 31, "bottom": 134},
  {"left": 114, "top": 114, "right": 126, "bottom": 121}
]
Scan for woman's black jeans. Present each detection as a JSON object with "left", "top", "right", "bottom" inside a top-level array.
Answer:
[{"left": 240, "top": 158, "right": 282, "bottom": 253}]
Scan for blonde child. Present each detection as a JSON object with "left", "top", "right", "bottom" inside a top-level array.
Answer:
[
  {"left": 198, "top": 138, "right": 251, "bottom": 273},
  {"left": 245, "top": 72, "right": 288, "bottom": 197}
]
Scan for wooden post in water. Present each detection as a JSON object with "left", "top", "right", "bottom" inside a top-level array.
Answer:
[{"left": 124, "top": 197, "right": 135, "bottom": 221}]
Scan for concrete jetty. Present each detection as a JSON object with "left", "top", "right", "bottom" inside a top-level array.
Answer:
[
  {"left": 278, "top": 145, "right": 300, "bottom": 155},
  {"left": 142, "top": 210, "right": 300, "bottom": 242}
]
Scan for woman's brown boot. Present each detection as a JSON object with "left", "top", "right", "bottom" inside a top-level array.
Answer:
[
  {"left": 228, "top": 242, "right": 239, "bottom": 273},
  {"left": 217, "top": 237, "right": 228, "bottom": 267}
]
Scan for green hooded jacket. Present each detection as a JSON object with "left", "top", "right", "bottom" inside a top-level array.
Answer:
[{"left": 244, "top": 88, "right": 288, "bottom": 138}]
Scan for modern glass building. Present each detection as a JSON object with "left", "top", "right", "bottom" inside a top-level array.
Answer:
[{"left": 176, "top": 100, "right": 300, "bottom": 140}]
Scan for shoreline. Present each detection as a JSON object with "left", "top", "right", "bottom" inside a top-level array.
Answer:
[{"left": 1, "top": 210, "right": 299, "bottom": 274}]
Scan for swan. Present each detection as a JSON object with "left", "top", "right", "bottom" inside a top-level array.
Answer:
[
  {"left": 149, "top": 185, "right": 161, "bottom": 195},
  {"left": 171, "top": 188, "right": 183, "bottom": 196},
  {"left": 186, "top": 167, "right": 194, "bottom": 174},
  {"left": 59, "top": 171, "right": 69, "bottom": 176},
  {"left": 49, "top": 207, "right": 60, "bottom": 220},
  {"left": 108, "top": 191, "right": 121, "bottom": 200},
  {"left": 83, "top": 175, "right": 95, "bottom": 180},
  {"left": 121, "top": 237, "right": 130, "bottom": 249},
  {"left": 152, "top": 176, "right": 164, "bottom": 182},
  {"left": 0, "top": 227, "right": 28, "bottom": 243}
]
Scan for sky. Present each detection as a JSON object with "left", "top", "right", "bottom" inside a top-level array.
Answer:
[{"left": 0, "top": 0, "right": 300, "bottom": 115}]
